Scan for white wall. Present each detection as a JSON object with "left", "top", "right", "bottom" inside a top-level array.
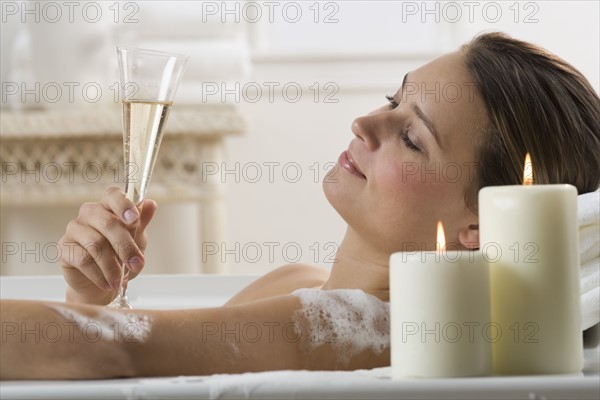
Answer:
[{"left": 1, "top": 1, "right": 598, "bottom": 276}]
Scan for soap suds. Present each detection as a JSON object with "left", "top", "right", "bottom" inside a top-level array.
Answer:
[
  {"left": 49, "top": 305, "right": 152, "bottom": 343},
  {"left": 291, "top": 288, "right": 390, "bottom": 366}
]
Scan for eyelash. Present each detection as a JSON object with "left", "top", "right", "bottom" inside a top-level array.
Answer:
[
  {"left": 385, "top": 95, "right": 420, "bottom": 152},
  {"left": 385, "top": 95, "right": 399, "bottom": 110}
]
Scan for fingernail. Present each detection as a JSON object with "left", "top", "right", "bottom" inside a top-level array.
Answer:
[
  {"left": 112, "top": 278, "right": 122, "bottom": 290},
  {"left": 127, "top": 256, "right": 142, "bottom": 271},
  {"left": 103, "top": 281, "right": 112, "bottom": 290},
  {"left": 123, "top": 208, "right": 137, "bottom": 223}
]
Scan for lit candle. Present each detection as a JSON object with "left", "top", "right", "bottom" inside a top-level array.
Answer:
[
  {"left": 390, "top": 222, "right": 491, "bottom": 378},
  {"left": 479, "top": 154, "right": 583, "bottom": 375}
]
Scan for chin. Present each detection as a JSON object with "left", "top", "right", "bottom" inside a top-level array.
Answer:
[
  {"left": 323, "top": 174, "right": 376, "bottom": 241},
  {"left": 323, "top": 173, "right": 343, "bottom": 214},
  {"left": 323, "top": 170, "right": 356, "bottom": 224}
]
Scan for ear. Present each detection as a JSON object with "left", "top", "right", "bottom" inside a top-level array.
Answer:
[{"left": 458, "top": 224, "right": 479, "bottom": 250}]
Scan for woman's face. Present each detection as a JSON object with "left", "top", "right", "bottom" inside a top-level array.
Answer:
[{"left": 324, "top": 51, "right": 488, "bottom": 253}]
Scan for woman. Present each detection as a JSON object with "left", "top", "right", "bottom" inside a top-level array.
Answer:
[{"left": 2, "top": 32, "right": 599, "bottom": 379}]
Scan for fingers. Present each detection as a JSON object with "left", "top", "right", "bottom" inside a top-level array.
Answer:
[
  {"left": 76, "top": 202, "right": 144, "bottom": 271},
  {"left": 61, "top": 188, "right": 145, "bottom": 291},
  {"left": 134, "top": 200, "right": 158, "bottom": 252},
  {"left": 101, "top": 186, "right": 139, "bottom": 226},
  {"left": 60, "top": 187, "right": 158, "bottom": 298},
  {"left": 61, "top": 246, "right": 112, "bottom": 291},
  {"left": 138, "top": 199, "right": 158, "bottom": 232},
  {"left": 60, "top": 221, "right": 122, "bottom": 290}
]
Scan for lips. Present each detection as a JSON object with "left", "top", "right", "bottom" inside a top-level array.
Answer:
[{"left": 338, "top": 150, "right": 366, "bottom": 179}]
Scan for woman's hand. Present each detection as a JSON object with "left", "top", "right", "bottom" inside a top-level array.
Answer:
[{"left": 58, "top": 187, "right": 157, "bottom": 305}]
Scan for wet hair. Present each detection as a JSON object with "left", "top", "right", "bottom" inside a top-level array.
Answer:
[{"left": 462, "top": 32, "right": 600, "bottom": 212}]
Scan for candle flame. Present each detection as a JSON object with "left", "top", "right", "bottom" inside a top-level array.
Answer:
[
  {"left": 523, "top": 153, "right": 534, "bottom": 185},
  {"left": 436, "top": 221, "right": 446, "bottom": 253}
]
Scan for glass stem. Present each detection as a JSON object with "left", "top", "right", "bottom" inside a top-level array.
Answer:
[
  {"left": 110, "top": 260, "right": 131, "bottom": 309},
  {"left": 119, "top": 200, "right": 141, "bottom": 297},
  {"left": 118, "top": 262, "right": 127, "bottom": 298}
]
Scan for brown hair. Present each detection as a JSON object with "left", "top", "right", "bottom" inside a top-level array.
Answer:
[{"left": 462, "top": 32, "right": 600, "bottom": 211}]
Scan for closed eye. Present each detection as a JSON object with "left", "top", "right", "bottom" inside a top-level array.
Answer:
[
  {"left": 386, "top": 95, "right": 399, "bottom": 110},
  {"left": 401, "top": 129, "right": 421, "bottom": 152},
  {"left": 386, "top": 95, "right": 420, "bottom": 152}
]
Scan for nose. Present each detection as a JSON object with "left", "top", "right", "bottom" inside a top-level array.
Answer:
[{"left": 351, "top": 112, "right": 389, "bottom": 151}]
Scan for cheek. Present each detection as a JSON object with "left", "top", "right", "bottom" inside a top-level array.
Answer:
[
  {"left": 375, "top": 158, "right": 467, "bottom": 222},
  {"left": 377, "top": 159, "right": 439, "bottom": 203}
]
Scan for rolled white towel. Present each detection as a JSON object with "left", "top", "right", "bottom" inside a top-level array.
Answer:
[
  {"left": 582, "top": 286, "right": 600, "bottom": 331},
  {"left": 580, "top": 257, "right": 599, "bottom": 331},
  {"left": 578, "top": 190, "right": 600, "bottom": 331},
  {"left": 580, "top": 224, "right": 600, "bottom": 265},
  {"left": 581, "top": 258, "right": 600, "bottom": 286},
  {"left": 578, "top": 190, "right": 599, "bottom": 227}
]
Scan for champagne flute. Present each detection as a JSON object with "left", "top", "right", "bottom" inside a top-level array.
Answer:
[{"left": 108, "top": 47, "right": 188, "bottom": 309}]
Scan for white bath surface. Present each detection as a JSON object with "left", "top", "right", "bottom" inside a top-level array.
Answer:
[{"left": 2, "top": 368, "right": 599, "bottom": 400}]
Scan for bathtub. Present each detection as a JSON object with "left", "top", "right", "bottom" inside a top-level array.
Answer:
[{"left": 1, "top": 275, "right": 599, "bottom": 400}]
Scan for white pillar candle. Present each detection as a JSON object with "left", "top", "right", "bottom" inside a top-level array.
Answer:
[
  {"left": 390, "top": 222, "right": 491, "bottom": 378},
  {"left": 479, "top": 178, "right": 582, "bottom": 374}
]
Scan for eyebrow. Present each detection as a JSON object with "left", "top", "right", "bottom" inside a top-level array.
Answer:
[{"left": 401, "top": 73, "right": 441, "bottom": 148}]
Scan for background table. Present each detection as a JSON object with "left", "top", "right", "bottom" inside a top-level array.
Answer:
[{"left": 0, "top": 105, "right": 245, "bottom": 273}]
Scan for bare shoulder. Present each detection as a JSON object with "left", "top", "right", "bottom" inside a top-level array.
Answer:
[
  {"left": 223, "top": 264, "right": 330, "bottom": 307},
  {"left": 260, "top": 263, "right": 330, "bottom": 285}
]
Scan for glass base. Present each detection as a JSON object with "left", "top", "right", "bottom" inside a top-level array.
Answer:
[{"left": 107, "top": 293, "right": 133, "bottom": 310}]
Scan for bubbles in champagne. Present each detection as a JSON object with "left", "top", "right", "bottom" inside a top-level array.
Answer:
[{"left": 122, "top": 100, "right": 172, "bottom": 205}]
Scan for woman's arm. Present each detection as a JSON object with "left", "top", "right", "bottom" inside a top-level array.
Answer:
[
  {"left": 1, "top": 295, "right": 389, "bottom": 380},
  {"left": 0, "top": 300, "right": 134, "bottom": 379}
]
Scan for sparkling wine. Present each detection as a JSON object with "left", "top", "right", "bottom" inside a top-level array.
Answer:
[{"left": 122, "top": 100, "right": 172, "bottom": 205}]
